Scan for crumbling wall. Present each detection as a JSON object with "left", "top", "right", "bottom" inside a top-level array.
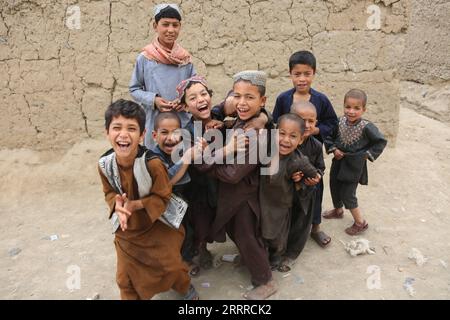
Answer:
[
  {"left": 0, "top": 0, "right": 415, "bottom": 150},
  {"left": 399, "top": 0, "right": 450, "bottom": 123}
]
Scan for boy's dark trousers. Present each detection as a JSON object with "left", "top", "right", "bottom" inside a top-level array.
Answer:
[
  {"left": 226, "top": 203, "right": 273, "bottom": 286},
  {"left": 329, "top": 160, "right": 359, "bottom": 210},
  {"left": 312, "top": 180, "right": 324, "bottom": 225},
  {"left": 285, "top": 189, "right": 315, "bottom": 259}
]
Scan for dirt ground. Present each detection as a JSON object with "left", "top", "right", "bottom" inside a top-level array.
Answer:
[{"left": 1, "top": 106, "right": 449, "bottom": 300}]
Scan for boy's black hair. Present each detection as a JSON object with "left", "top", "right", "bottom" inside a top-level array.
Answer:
[
  {"left": 181, "top": 81, "right": 213, "bottom": 104},
  {"left": 155, "top": 7, "right": 182, "bottom": 23},
  {"left": 289, "top": 50, "right": 316, "bottom": 73},
  {"left": 153, "top": 111, "right": 181, "bottom": 131},
  {"left": 344, "top": 88, "right": 367, "bottom": 107},
  {"left": 233, "top": 79, "right": 266, "bottom": 97},
  {"left": 277, "top": 113, "right": 306, "bottom": 135},
  {"left": 105, "top": 99, "right": 146, "bottom": 134}
]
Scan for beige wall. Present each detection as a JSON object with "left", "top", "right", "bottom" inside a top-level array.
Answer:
[{"left": 1, "top": 0, "right": 446, "bottom": 150}]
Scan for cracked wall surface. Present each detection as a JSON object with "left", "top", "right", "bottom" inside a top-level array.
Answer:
[{"left": 0, "top": 0, "right": 446, "bottom": 150}]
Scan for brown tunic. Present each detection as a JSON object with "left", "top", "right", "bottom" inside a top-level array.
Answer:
[
  {"left": 98, "top": 158, "right": 190, "bottom": 300},
  {"left": 200, "top": 119, "right": 273, "bottom": 286}
]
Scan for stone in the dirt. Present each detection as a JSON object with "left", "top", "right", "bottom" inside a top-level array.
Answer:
[
  {"left": 8, "top": 248, "right": 21, "bottom": 257},
  {"left": 86, "top": 293, "right": 100, "bottom": 300},
  {"left": 408, "top": 248, "right": 427, "bottom": 266}
]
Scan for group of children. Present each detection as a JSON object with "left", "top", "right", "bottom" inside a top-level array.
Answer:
[{"left": 98, "top": 3, "right": 388, "bottom": 300}]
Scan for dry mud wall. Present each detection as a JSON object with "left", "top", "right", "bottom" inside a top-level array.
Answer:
[{"left": 1, "top": 0, "right": 447, "bottom": 150}]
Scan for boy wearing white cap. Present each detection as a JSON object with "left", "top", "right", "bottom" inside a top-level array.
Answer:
[
  {"left": 129, "top": 3, "right": 196, "bottom": 148},
  {"left": 201, "top": 70, "right": 277, "bottom": 300}
]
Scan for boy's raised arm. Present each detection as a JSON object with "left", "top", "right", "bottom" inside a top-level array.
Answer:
[{"left": 129, "top": 55, "right": 158, "bottom": 110}]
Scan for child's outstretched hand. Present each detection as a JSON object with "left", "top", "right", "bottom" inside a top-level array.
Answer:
[
  {"left": 182, "top": 139, "right": 205, "bottom": 163},
  {"left": 304, "top": 173, "right": 321, "bottom": 186},
  {"left": 196, "top": 137, "right": 208, "bottom": 151},
  {"left": 333, "top": 149, "right": 345, "bottom": 160},
  {"left": 225, "top": 131, "right": 248, "bottom": 156}
]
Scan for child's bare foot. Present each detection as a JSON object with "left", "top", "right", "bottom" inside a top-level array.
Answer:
[
  {"left": 243, "top": 280, "right": 277, "bottom": 300},
  {"left": 322, "top": 208, "right": 344, "bottom": 219}
]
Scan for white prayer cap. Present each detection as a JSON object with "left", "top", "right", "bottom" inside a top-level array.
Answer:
[
  {"left": 232, "top": 70, "right": 267, "bottom": 88},
  {"left": 153, "top": 3, "right": 182, "bottom": 19}
]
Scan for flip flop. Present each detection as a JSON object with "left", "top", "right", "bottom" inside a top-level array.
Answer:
[{"left": 310, "top": 231, "right": 331, "bottom": 248}]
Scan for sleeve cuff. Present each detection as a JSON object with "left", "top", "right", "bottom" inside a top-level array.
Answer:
[
  {"left": 327, "top": 147, "right": 337, "bottom": 154},
  {"left": 366, "top": 150, "right": 375, "bottom": 162}
]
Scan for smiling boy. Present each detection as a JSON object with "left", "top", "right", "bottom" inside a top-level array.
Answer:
[
  {"left": 129, "top": 3, "right": 195, "bottom": 148},
  {"left": 260, "top": 113, "right": 319, "bottom": 271},
  {"left": 199, "top": 71, "right": 277, "bottom": 300},
  {"left": 323, "top": 89, "right": 387, "bottom": 235},
  {"left": 98, "top": 99, "right": 197, "bottom": 300}
]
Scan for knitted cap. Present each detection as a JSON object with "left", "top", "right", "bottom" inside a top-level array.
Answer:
[
  {"left": 176, "top": 76, "right": 209, "bottom": 101},
  {"left": 232, "top": 70, "right": 267, "bottom": 88},
  {"left": 154, "top": 3, "right": 182, "bottom": 19}
]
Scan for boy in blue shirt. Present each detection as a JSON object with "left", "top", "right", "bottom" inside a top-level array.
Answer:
[
  {"left": 273, "top": 50, "right": 338, "bottom": 142},
  {"left": 272, "top": 51, "right": 338, "bottom": 247}
]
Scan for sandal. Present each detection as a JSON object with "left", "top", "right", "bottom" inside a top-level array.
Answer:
[
  {"left": 277, "top": 264, "right": 291, "bottom": 273},
  {"left": 310, "top": 231, "right": 331, "bottom": 248},
  {"left": 345, "top": 221, "right": 368, "bottom": 236},
  {"left": 183, "top": 284, "right": 199, "bottom": 300},
  {"left": 322, "top": 208, "right": 344, "bottom": 219}
]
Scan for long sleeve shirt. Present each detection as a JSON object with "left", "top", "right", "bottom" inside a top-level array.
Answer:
[
  {"left": 272, "top": 87, "right": 338, "bottom": 143},
  {"left": 129, "top": 53, "right": 196, "bottom": 147}
]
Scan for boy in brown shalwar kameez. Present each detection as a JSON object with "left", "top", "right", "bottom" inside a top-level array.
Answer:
[
  {"left": 98, "top": 99, "right": 198, "bottom": 300},
  {"left": 200, "top": 71, "right": 277, "bottom": 300}
]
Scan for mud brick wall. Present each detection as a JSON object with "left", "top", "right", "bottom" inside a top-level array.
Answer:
[{"left": 1, "top": 0, "right": 441, "bottom": 150}]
